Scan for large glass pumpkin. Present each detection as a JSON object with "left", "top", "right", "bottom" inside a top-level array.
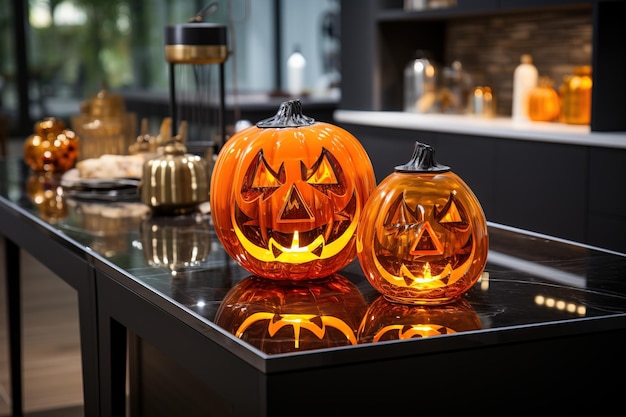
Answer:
[
  {"left": 210, "top": 100, "right": 376, "bottom": 280},
  {"left": 214, "top": 274, "right": 368, "bottom": 354},
  {"left": 356, "top": 141, "right": 488, "bottom": 305},
  {"left": 358, "top": 296, "right": 482, "bottom": 344}
]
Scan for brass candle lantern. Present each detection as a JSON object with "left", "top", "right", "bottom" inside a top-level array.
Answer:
[{"left": 164, "top": 19, "right": 229, "bottom": 153}]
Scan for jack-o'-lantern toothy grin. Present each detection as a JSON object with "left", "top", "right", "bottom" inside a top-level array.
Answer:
[{"left": 233, "top": 191, "right": 359, "bottom": 263}]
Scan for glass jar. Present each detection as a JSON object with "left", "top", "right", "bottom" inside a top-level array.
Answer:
[
  {"left": 559, "top": 66, "right": 592, "bottom": 125},
  {"left": 71, "top": 85, "right": 137, "bottom": 161}
]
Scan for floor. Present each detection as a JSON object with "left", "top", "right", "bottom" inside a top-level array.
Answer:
[{"left": 1, "top": 137, "right": 85, "bottom": 416}]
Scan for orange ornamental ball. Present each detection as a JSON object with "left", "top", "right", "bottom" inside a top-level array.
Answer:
[
  {"left": 24, "top": 117, "right": 79, "bottom": 173},
  {"left": 210, "top": 100, "right": 376, "bottom": 280},
  {"left": 356, "top": 141, "right": 489, "bottom": 305},
  {"left": 214, "top": 274, "right": 369, "bottom": 354}
]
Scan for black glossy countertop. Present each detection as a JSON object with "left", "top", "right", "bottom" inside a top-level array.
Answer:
[{"left": 2, "top": 157, "right": 626, "bottom": 361}]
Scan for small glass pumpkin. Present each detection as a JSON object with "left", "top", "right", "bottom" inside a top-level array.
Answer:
[
  {"left": 214, "top": 274, "right": 368, "bottom": 354},
  {"left": 358, "top": 296, "right": 482, "bottom": 344},
  {"left": 24, "top": 117, "right": 79, "bottom": 173},
  {"left": 210, "top": 100, "right": 376, "bottom": 280},
  {"left": 356, "top": 141, "right": 488, "bottom": 305},
  {"left": 528, "top": 76, "right": 560, "bottom": 122}
]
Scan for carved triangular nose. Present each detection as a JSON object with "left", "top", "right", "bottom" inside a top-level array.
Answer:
[
  {"left": 410, "top": 222, "right": 444, "bottom": 255},
  {"left": 279, "top": 185, "right": 313, "bottom": 221}
]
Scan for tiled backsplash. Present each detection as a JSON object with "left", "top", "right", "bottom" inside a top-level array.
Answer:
[{"left": 444, "top": 9, "right": 592, "bottom": 116}]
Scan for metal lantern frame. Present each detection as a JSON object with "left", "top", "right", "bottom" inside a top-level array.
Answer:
[{"left": 164, "top": 22, "right": 228, "bottom": 148}]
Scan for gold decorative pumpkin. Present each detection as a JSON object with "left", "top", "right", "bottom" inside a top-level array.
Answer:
[
  {"left": 356, "top": 141, "right": 489, "bottom": 305},
  {"left": 214, "top": 274, "right": 368, "bottom": 354},
  {"left": 24, "top": 118, "right": 79, "bottom": 173},
  {"left": 210, "top": 100, "right": 376, "bottom": 280},
  {"left": 140, "top": 122, "right": 210, "bottom": 216}
]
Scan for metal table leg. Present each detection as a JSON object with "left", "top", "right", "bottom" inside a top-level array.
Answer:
[{"left": 5, "top": 238, "right": 22, "bottom": 417}]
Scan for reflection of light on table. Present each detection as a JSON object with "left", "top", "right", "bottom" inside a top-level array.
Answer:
[
  {"left": 487, "top": 250, "right": 586, "bottom": 288},
  {"left": 535, "top": 295, "right": 586, "bottom": 316},
  {"left": 479, "top": 271, "right": 490, "bottom": 291}
]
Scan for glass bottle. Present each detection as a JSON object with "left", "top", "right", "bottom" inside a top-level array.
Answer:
[
  {"left": 286, "top": 45, "right": 306, "bottom": 97},
  {"left": 404, "top": 50, "right": 437, "bottom": 113},
  {"left": 512, "top": 54, "right": 538, "bottom": 122},
  {"left": 559, "top": 65, "right": 592, "bottom": 125}
]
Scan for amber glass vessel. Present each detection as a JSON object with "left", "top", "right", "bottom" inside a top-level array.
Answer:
[
  {"left": 528, "top": 76, "right": 560, "bottom": 122},
  {"left": 358, "top": 296, "right": 482, "bottom": 344},
  {"left": 559, "top": 66, "right": 592, "bottom": 125},
  {"left": 356, "top": 142, "right": 488, "bottom": 305},
  {"left": 71, "top": 84, "right": 137, "bottom": 160},
  {"left": 24, "top": 118, "right": 79, "bottom": 173},
  {"left": 214, "top": 274, "right": 368, "bottom": 354},
  {"left": 26, "top": 172, "right": 67, "bottom": 223},
  {"left": 210, "top": 100, "right": 376, "bottom": 280}
]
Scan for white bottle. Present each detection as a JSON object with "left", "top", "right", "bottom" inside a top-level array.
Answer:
[
  {"left": 287, "top": 45, "right": 306, "bottom": 97},
  {"left": 512, "top": 54, "right": 538, "bottom": 122}
]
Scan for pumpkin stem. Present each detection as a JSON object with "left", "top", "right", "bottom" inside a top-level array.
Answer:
[
  {"left": 395, "top": 141, "right": 450, "bottom": 173},
  {"left": 256, "top": 99, "right": 315, "bottom": 128}
]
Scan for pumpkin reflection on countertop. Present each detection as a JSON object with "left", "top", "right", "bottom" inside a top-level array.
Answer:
[
  {"left": 139, "top": 212, "right": 212, "bottom": 275},
  {"left": 358, "top": 296, "right": 482, "bottom": 344},
  {"left": 210, "top": 100, "right": 376, "bottom": 280},
  {"left": 62, "top": 200, "right": 150, "bottom": 258},
  {"left": 356, "top": 141, "right": 489, "bottom": 305},
  {"left": 214, "top": 274, "right": 369, "bottom": 354},
  {"left": 26, "top": 172, "right": 67, "bottom": 223},
  {"left": 24, "top": 118, "right": 79, "bottom": 173}
]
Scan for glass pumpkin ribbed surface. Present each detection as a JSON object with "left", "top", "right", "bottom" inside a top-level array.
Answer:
[
  {"left": 356, "top": 141, "right": 488, "bottom": 305},
  {"left": 210, "top": 100, "right": 376, "bottom": 280}
]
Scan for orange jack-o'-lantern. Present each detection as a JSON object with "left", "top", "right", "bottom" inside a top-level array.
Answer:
[
  {"left": 210, "top": 100, "right": 376, "bottom": 280},
  {"left": 24, "top": 118, "right": 79, "bottom": 173},
  {"left": 356, "top": 141, "right": 488, "bottom": 305},
  {"left": 358, "top": 296, "right": 482, "bottom": 344},
  {"left": 214, "top": 274, "right": 368, "bottom": 354}
]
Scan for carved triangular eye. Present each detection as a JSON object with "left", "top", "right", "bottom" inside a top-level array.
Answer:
[
  {"left": 241, "top": 150, "right": 285, "bottom": 201},
  {"left": 434, "top": 192, "right": 470, "bottom": 231},
  {"left": 383, "top": 194, "right": 421, "bottom": 229},
  {"left": 301, "top": 148, "right": 345, "bottom": 195}
]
